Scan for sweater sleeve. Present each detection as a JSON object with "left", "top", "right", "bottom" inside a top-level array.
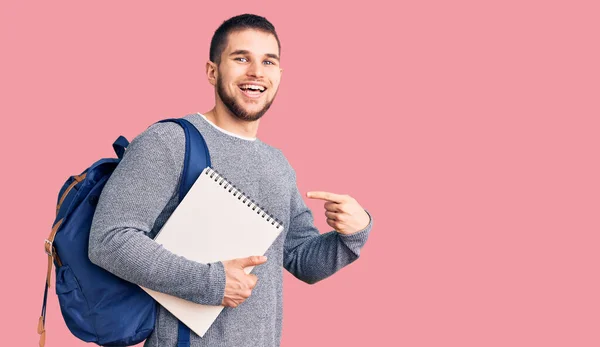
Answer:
[
  {"left": 283, "top": 169, "right": 373, "bottom": 284},
  {"left": 88, "top": 125, "right": 226, "bottom": 305}
]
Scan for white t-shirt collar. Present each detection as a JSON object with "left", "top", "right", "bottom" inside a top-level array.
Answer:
[{"left": 196, "top": 112, "right": 257, "bottom": 141}]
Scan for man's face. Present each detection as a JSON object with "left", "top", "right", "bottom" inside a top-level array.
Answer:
[{"left": 214, "top": 29, "right": 282, "bottom": 122}]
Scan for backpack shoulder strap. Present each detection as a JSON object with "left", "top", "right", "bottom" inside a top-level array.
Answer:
[
  {"left": 158, "top": 118, "right": 210, "bottom": 347},
  {"left": 157, "top": 118, "right": 211, "bottom": 200}
]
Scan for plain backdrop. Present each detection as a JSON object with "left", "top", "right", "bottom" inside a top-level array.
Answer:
[{"left": 1, "top": 0, "right": 599, "bottom": 346}]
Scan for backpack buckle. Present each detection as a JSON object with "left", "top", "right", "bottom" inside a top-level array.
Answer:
[{"left": 44, "top": 239, "right": 53, "bottom": 257}]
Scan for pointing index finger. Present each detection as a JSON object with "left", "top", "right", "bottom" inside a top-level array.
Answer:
[{"left": 306, "top": 191, "right": 345, "bottom": 203}]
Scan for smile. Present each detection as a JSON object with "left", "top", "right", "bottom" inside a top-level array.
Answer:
[{"left": 238, "top": 84, "right": 267, "bottom": 99}]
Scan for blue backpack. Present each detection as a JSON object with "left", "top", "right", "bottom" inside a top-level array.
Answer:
[{"left": 39, "top": 118, "right": 209, "bottom": 347}]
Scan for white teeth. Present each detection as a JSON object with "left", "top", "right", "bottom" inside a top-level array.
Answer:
[{"left": 240, "top": 84, "right": 265, "bottom": 92}]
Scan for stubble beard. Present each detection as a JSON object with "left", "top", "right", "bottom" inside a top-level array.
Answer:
[{"left": 216, "top": 75, "right": 277, "bottom": 122}]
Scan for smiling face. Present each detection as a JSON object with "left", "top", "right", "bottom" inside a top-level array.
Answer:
[{"left": 209, "top": 29, "right": 282, "bottom": 122}]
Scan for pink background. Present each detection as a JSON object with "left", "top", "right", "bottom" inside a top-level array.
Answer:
[{"left": 2, "top": 0, "right": 599, "bottom": 346}]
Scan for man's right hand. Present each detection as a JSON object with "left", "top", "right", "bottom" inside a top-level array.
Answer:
[{"left": 221, "top": 255, "right": 268, "bottom": 308}]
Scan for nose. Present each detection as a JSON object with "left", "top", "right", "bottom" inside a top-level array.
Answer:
[{"left": 246, "top": 60, "right": 264, "bottom": 78}]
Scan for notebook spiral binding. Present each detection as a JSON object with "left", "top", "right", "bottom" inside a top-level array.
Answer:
[{"left": 205, "top": 168, "right": 283, "bottom": 230}]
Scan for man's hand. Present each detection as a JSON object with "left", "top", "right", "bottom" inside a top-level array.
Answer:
[
  {"left": 221, "top": 255, "right": 268, "bottom": 308},
  {"left": 307, "top": 191, "right": 370, "bottom": 235}
]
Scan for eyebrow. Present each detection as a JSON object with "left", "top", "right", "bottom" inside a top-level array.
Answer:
[{"left": 229, "top": 50, "right": 280, "bottom": 61}]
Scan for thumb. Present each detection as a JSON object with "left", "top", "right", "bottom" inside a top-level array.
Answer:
[{"left": 237, "top": 255, "right": 268, "bottom": 268}]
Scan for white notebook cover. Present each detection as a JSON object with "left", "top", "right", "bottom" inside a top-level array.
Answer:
[{"left": 139, "top": 167, "right": 283, "bottom": 337}]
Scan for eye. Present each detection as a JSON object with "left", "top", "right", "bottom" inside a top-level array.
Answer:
[
  {"left": 263, "top": 60, "right": 275, "bottom": 65},
  {"left": 235, "top": 57, "right": 248, "bottom": 63}
]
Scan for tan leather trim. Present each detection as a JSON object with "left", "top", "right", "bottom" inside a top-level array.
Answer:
[
  {"left": 54, "top": 249, "right": 63, "bottom": 267},
  {"left": 45, "top": 219, "right": 63, "bottom": 287},
  {"left": 40, "top": 173, "right": 85, "bottom": 347},
  {"left": 40, "top": 216, "right": 67, "bottom": 347},
  {"left": 37, "top": 316, "right": 44, "bottom": 334},
  {"left": 56, "top": 173, "right": 87, "bottom": 216},
  {"left": 38, "top": 316, "right": 46, "bottom": 346}
]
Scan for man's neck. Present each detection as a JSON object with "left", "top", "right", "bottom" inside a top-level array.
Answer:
[{"left": 203, "top": 104, "right": 260, "bottom": 139}]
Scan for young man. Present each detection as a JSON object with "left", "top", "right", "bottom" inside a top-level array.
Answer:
[{"left": 89, "top": 14, "right": 373, "bottom": 347}]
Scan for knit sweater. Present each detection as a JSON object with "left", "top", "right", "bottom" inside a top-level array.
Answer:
[{"left": 88, "top": 112, "right": 373, "bottom": 347}]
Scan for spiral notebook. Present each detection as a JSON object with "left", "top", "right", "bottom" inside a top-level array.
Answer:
[{"left": 139, "top": 167, "right": 284, "bottom": 337}]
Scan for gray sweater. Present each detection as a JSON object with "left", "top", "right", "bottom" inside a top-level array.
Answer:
[{"left": 89, "top": 112, "right": 373, "bottom": 347}]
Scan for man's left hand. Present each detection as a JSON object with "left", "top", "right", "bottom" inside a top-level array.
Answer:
[{"left": 306, "top": 191, "right": 370, "bottom": 235}]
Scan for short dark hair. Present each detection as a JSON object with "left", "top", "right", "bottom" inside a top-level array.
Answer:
[{"left": 209, "top": 14, "right": 281, "bottom": 65}]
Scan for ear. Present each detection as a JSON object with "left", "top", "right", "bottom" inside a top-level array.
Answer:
[{"left": 206, "top": 61, "right": 217, "bottom": 86}]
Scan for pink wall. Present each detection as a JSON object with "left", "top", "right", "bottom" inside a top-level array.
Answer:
[{"left": 2, "top": 0, "right": 599, "bottom": 346}]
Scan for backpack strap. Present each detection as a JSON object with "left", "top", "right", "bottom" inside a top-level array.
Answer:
[
  {"left": 38, "top": 218, "right": 64, "bottom": 347},
  {"left": 55, "top": 173, "right": 87, "bottom": 217},
  {"left": 158, "top": 118, "right": 211, "bottom": 199},
  {"left": 112, "top": 136, "right": 129, "bottom": 159},
  {"left": 39, "top": 169, "right": 86, "bottom": 347},
  {"left": 177, "top": 322, "right": 191, "bottom": 347},
  {"left": 158, "top": 118, "right": 211, "bottom": 347}
]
